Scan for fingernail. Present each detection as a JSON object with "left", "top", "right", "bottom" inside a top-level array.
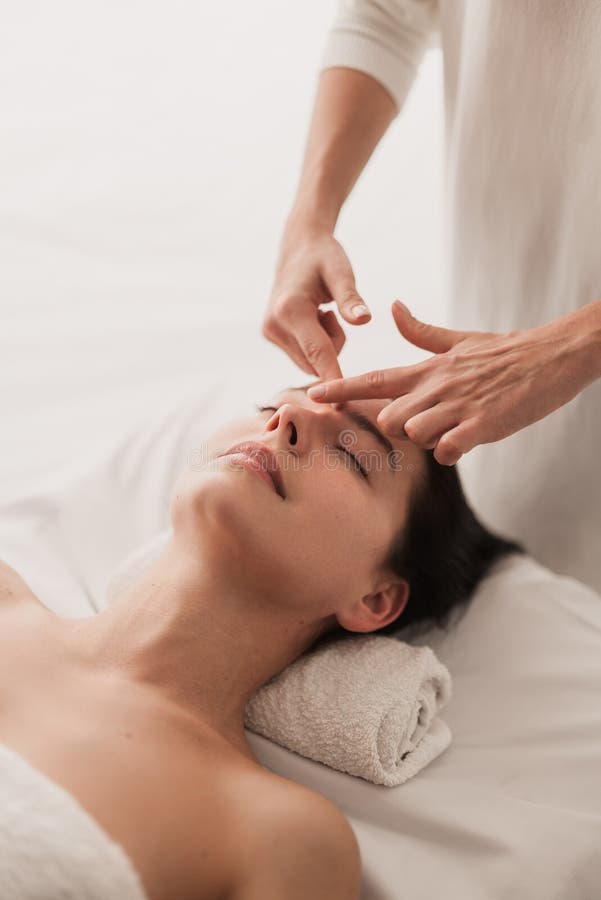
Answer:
[
  {"left": 394, "top": 300, "right": 411, "bottom": 315},
  {"left": 307, "top": 385, "right": 326, "bottom": 399},
  {"left": 351, "top": 303, "right": 369, "bottom": 318}
]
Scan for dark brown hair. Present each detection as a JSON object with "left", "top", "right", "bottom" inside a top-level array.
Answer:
[{"left": 314, "top": 448, "right": 527, "bottom": 647}]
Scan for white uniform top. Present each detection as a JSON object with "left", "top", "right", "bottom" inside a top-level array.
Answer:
[{"left": 319, "top": 0, "right": 601, "bottom": 594}]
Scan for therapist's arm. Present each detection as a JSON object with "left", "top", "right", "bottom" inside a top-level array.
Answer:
[
  {"left": 288, "top": 67, "right": 398, "bottom": 234},
  {"left": 262, "top": 0, "right": 439, "bottom": 379},
  {"left": 262, "top": 68, "right": 398, "bottom": 380}
]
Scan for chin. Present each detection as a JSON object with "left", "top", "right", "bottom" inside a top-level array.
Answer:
[{"left": 169, "top": 467, "right": 283, "bottom": 580}]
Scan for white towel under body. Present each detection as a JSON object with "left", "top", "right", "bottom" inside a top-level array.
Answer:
[{"left": 0, "top": 741, "right": 148, "bottom": 900}]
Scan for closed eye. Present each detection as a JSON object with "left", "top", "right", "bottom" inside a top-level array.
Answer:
[
  {"left": 255, "top": 404, "right": 278, "bottom": 414},
  {"left": 254, "top": 403, "right": 369, "bottom": 481},
  {"left": 333, "top": 444, "right": 369, "bottom": 479}
]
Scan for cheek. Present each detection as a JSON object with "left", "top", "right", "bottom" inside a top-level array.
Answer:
[
  {"left": 169, "top": 462, "right": 282, "bottom": 594},
  {"left": 283, "top": 475, "right": 391, "bottom": 591},
  {"left": 169, "top": 453, "right": 395, "bottom": 604}
]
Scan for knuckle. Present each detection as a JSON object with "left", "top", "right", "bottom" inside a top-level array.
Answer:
[
  {"left": 434, "top": 443, "right": 457, "bottom": 466},
  {"left": 437, "top": 435, "right": 462, "bottom": 463},
  {"left": 273, "top": 291, "right": 308, "bottom": 319},
  {"left": 365, "top": 369, "right": 385, "bottom": 390},
  {"left": 439, "top": 433, "right": 461, "bottom": 454},
  {"left": 376, "top": 412, "right": 392, "bottom": 433},
  {"left": 275, "top": 293, "right": 297, "bottom": 317},
  {"left": 445, "top": 350, "right": 462, "bottom": 366},
  {"left": 403, "top": 418, "right": 421, "bottom": 442},
  {"left": 261, "top": 318, "right": 275, "bottom": 339},
  {"left": 303, "top": 340, "right": 327, "bottom": 364},
  {"left": 441, "top": 373, "right": 462, "bottom": 392}
]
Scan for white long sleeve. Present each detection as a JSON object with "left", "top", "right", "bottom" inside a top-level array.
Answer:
[
  {"left": 318, "top": 0, "right": 439, "bottom": 113},
  {"left": 317, "top": 0, "right": 601, "bottom": 595}
]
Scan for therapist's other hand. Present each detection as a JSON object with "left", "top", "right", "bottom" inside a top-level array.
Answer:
[
  {"left": 262, "top": 220, "right": 371, "bottom": 380},
  {"left": 307, "top": 300, "right": 593, "bottom": 466}
]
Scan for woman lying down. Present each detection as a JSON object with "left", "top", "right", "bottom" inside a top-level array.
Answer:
[{"left": 0, "top": 382, "right": 524, "bottom": 900}]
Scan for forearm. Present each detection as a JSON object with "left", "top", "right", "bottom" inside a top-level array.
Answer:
[{"left": 286, "top": 67, "right": 398, "bottom": 234}]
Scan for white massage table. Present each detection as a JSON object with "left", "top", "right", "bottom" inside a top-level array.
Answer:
[{"left": 1, "top": 379, "right": 600, "bottom": 900}]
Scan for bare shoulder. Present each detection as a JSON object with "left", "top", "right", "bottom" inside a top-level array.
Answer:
[
  {"left": 229, "top": 773, "right": 361, "bottom": 900},
  {"left": 0, "top": 558, "right": 45, "bottom": 611}
]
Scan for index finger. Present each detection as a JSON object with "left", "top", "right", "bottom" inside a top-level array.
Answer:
[
  {"left": 306, "top": 366, "right": 419, "bottom": 402},
  {"left": 290, "top": 313, "right": 343, "bottom": 382}
]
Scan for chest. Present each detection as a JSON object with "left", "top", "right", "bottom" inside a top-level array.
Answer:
[{"left": 0, "top": 608, "right": 260, "bottom": 900}]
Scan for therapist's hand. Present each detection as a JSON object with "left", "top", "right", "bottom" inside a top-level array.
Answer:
[
  {"left": 307, "top": 300, "right": 598, "bottom": 466},
  {"left": 262, "top": 219, "right": 371, "bottom": 380}
]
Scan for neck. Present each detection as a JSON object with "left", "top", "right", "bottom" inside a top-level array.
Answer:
[{"left": 61, "top": 535, "right": 323, "bottom": 750}]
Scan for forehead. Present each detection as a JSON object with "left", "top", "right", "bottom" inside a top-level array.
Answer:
[{"left": 274, "top": 381, "right": 390, "bottom": 411}]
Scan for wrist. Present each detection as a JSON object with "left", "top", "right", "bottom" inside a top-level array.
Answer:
[
  {"left": 556, "top": 298, "right": 601, "bottom": 385},
  {"left": 285, "top": 200, "right": 338, "bottom": 237},
  {"left": 286, "top": 164, "right": 344, "bottom": 235}
]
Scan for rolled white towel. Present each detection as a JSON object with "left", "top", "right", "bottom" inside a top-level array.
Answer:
[
  {"left": 105, "top": 530, "right": 453, "bottom": 786},
  {"left": 244, "top": 634, "right": 452, "bottom": 786}
]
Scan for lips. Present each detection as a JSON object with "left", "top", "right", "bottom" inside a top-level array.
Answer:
[{"left": 219, "top": 441, "right": 286, "bottom": 499}]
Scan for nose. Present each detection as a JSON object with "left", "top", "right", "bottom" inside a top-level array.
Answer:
[{"left": 262, "top": 402, "right": 315, "bottom": 457}]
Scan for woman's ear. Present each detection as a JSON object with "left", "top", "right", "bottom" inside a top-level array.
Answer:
[{"left": 338, "top": 578, "right": 410, "bottom": 634}]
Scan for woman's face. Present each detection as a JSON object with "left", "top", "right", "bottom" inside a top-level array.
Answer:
[{"left": 170, "top": 383, "right": 426, "bottom": 632}]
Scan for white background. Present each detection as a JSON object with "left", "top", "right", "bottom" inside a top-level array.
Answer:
[{"left": 1, "top": 1, "right": 444, "bottom": 497}]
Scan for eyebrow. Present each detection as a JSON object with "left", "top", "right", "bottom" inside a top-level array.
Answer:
[{"left": 281, "top": 383, "right": 396, "bottom": 457}]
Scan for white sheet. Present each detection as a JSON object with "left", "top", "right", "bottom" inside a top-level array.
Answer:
[{"left": 1, "top": 384, "right": 600, "bottom": 900}]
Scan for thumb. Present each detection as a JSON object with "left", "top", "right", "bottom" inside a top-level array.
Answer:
[
  {"left": 320, "top": 243, "right": 372, "bottom": 324},
  {"left": 392, "top": 300, "right": 464, "bottom": 354},
  {"left": 333, "top": 285, "right": 371, "bottom": 325}
]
